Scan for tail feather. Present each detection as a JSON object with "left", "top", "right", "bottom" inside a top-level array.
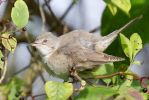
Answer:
[{"left": 96, "top": 15, "right": 143, "bottom": 52}]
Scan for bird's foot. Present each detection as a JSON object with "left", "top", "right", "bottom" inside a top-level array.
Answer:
[
  {"left": 74, "top": 80, "right": 86, "bottom": 92},
  {"left": 69, "top": 67, "right": 86, "bottom": 91}
]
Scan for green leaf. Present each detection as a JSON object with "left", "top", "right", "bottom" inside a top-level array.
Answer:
[
  {"left": 119, "top": 71, "right": 134, "bottom": 89},
  {"left": 122, "top": 75, "right": 133, "bottom": 87},
  {"left": 45, "top": 81, "right": 73, "bottom": 100},
  {"left": 11, "top": 0, "right": 29, "bottom": 28},
  {"left": 0, "top": 77, "right": 27, "bottom": 100},
  {"left": 111, "top": 0, "right": 131, "bottom": 16},
  {"left": 91, "top": 63, "right": 114, "bottom": 76},
  {"left": 8, "top": 77, "right": 26, "bottom": 100},
  {"left": 1, "top": 33, "right": 17, "bottom": 53},
  {"left": 130, "top": 33, "right": 142, "bottom": 58},
  {"left": 120, "top": 33, "right": 132, "bottom": 62},
  {"left": 116, "top": 87, "right": 143, "bottom": 100},
  {"left": 133, "top": 60, "right": 141, "bottom": 65},
  {"left": 0, "top": 51, "right": 4, "bottom": 69},
  {"left": 142, "top": 93, "right": 149, "bottom": 100},
  {"left": 107, "top": 3, "right": 117, "bottom": 16},
  {"left": 75, "top": 86, "right": 118, "bottom": 100},
  {"left": 92, "top": 63, "right": 114, "bottom": 84},
  {"left": 8, "top": 86, "right": 19, "bottom": 100}
]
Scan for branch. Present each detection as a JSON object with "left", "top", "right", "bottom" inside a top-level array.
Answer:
[
  {"left": 0, "top": 50, "right": 8, "bottom": 83},
  {"left": 60, "top": 1, "right": 75, "bottom": 21},
  {"left": 37, "top": 0, "right": 46, "bottom": 32},
  {"left": 13, "top": 65, "right": 30, "bottom": 76},
  {"left": 88, "top": 72, "right": 139, "bottom": 80},
  {"left": 32, "top": 93, "right": 46, "bottom": 99},
  {"left": 43, "top": 0, "right": 58, "bottom": 22}
]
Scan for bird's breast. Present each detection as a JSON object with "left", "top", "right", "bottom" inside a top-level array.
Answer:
[{"left": 45, "top": 52, "right": 72, "bottom": 76}]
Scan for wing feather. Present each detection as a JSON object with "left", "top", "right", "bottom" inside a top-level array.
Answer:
[{"left": 58, "top": 41, "right": 124, "bottom": 66}]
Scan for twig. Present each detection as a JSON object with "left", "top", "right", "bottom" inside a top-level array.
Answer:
[
  {"left": 43, "top": 0, "right": 65, "bottom": 33},
  {"left": 90, "top": 72, "right": 139, "bottom": 80},
  {"left": 42, "top": 0, "right": 51, "bottom": 6},
  {"left": 39, "top": 73, "right": 46, "bottom": 83},
  {"left": 60, "top": 1, "right": 75, "bottom": 21},
  {"left": 0, "top": 51, "right": 7, "bottom": 83},
  {"left": 13, "top": 66, "right": 30, "bottom": 76},
  {"left": 32, "top": 93, "right": 46, "bottom": 99},
  {"left": 43, "top": 0, "right": 58, "bottom": 22},
  {"left": 38, "top": 0, "right": 46, "bottom": 32}
]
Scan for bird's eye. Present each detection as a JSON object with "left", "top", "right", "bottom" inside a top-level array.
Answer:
[{"left": 43, "top": 39, "right": 48, "bottom": 43}]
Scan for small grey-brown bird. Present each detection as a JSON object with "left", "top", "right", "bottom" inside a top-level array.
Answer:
[{"left": 31, "top": 16, "right": 141, "bottom": 80}]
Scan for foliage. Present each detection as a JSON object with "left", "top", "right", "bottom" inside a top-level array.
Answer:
[
  {"left": 1, "top": 32, "right": 17, "bottom": 53},
  {"left": 0, "top": 0, "right": 148, "bottom": 100},
  {"left": 0, "top": 51, "right": 4, "bottom": 69},
  {"left": 0, "top": 77, "right": 26, "bottom": 100},
  {"left": 45, "top": 81, "right": 73, "bottom": 100},
  {"left": 11, "top": 0, "right": 29, "bottom": 28},
  {"left": 105, "top": 0, "right": 131, "bottom": 16},
  {"left": 120, "top": 33, "right": 142, "bottom": 62},
  {"left": 75, "top": 86, "right": 118, "bottom": 100}
]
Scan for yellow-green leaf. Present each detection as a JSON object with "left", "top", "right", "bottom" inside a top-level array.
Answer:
[
  {"left": 133, "top": 60, "right": 141, "bottom": 65},
  {"left": 111, "top": 0, "right": 131, "bottom": 16},
  {"left": 108, "top": 3, "right": 117, "bottom": 16},
  {"left": 45, "top": 81, "right": 73, "bottom": 100},
  {"left": 130, "top": 33, "right": 142, "bottom": 58},
  {"left": 120, "top": 33, "right": 132, "bottom": 62},
  {"left": 2, "top": 33, "right": 17, "bottom": 53},
  {"left": 123, "top": 75, "right": 133, "bottom": 86},
  {"left": 0, "top": 51, "right": 4, "bottom": 69},
  {"left": 11, "top": 0, "right": 29, "bottom": 28},
  {"left": 75, "top": 86, "right": 118, "bottom": 100}
]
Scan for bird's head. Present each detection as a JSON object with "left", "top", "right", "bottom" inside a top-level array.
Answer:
[{"left": 31, "top": 32, "right": 58, "bottom": 56}]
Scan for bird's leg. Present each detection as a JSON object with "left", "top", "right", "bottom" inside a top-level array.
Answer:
[{"left": 69, "top": 67, "right": 86, "bottom": 91}]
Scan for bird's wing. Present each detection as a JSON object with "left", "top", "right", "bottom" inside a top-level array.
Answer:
[
  {"left": 58, "top": 42, "right": 124, "bottom": 66},
  {"left": 83, "top": 50, "right": 124, "bottom": 62},
  {"left": 59, "top": 30, "right": 100, "bottom": 50}
]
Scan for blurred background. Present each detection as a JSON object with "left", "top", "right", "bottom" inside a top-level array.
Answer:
[{"left": 0, "top": 0, "right": 149, "bottom": 99}]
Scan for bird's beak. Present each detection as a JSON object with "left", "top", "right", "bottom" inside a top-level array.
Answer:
[{"left": 30, "top": 42, "right": 38, "bottom": 47}]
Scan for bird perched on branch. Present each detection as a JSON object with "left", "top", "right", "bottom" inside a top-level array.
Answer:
[{"left": 31, "top": 16, "right": 142, "bottom": 82}]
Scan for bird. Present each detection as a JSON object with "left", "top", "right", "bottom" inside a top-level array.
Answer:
[{"left": 31, "top": 16, "right": 142, "bottom": 81}]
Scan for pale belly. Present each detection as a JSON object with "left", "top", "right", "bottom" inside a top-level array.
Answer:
[{"left": 43, "top": 53, "right": 72, "bottom": 80}]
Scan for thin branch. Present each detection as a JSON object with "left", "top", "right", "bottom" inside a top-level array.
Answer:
[
  {"left": 60, "top": 1, "right": 75, "bottom": 21},
  {"left": 0, "top": 51, "right": 7, "bottom": 83},
  {"left": 13, "top": 66, "right": 30, "bottom": 76},
  {"left": 32, "top": 93, "right": 46, "bottom": 99},
  {"left": 43, "top": 0, "right": 58, "bottom": 22},
  {"left": 42, "top": 0, "right": 51, "bottom": 8},
  {"left": 39, "top": 5, "right": 46, "bottom": 27},
  {"left": 38, "top": 0, "right": 46, "bottom": 32},
  {"left": 39, "top": 73, "right": 46, "bottom": 83},
  {"left": 89, "top": 72, "right": 139, "bottom": 80}
]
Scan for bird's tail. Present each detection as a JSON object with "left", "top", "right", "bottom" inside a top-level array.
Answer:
[{"left": 95, "top": 15, "right": 143, "bottom": 52}]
